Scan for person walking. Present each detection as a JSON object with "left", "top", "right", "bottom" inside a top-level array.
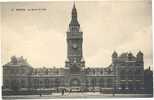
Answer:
[{"left": 62, "top": 89, "right": 65, "bottom": 96}]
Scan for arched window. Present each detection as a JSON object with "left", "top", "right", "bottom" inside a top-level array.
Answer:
[
  {"left": 107, "top": 79, "right": 112, "bottom": 87},
  {"left": 39, "top": 80, "right": 43, "bottom": 88},
  {"left": 45, "top": 79, "right": 49, "bottom": 88},
  {"left": 93, "top": 69, "right": 95, "bottom": 75},
  {"left": 128, "top": 70, "right": 133, "bottom": 80},
  {"left": 70, "top": 78, "right": 80, "bottom": 87},
  {"left": 55, "top": 78, "right": 60, "bottom": 87},
  {"left": 50, "top": 80, "right": 53, "bottom": 88},
  {"left": 91, "top": 78, "right": 96, "bottom": 88},
  {"left": 99, "top": 78, "right": 104, "bottom": 87},
  {"left": 120, "top": 70, "right": 125, "bottom": 80},
  {"left": 85, "top": 79, "right": 89, "bottom": 87},
  {"left": 11, "top": 80, "right": 20, "bottom": 91},
  {"left": 135, "top": 69, "right": 142, "bottom": 80}
]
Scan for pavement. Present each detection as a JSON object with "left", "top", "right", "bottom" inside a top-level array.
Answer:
[{"left": 2, "top": 92, "right": 153, "bottom": 99}]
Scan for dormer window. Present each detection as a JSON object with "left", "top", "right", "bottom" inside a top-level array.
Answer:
[
  {"left": 100, "top": 70, "right": 103, "bottom": 74},
  {"left": 93, "top": 69, "right": 95, "bottom": 75}
]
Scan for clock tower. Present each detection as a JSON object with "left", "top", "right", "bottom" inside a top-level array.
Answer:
[{"left": 65, "top": 3, "right": 85, "bottom": 72}]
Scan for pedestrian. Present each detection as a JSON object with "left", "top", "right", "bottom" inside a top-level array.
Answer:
[
  {"left": 62, "top": 89, "right": 64, "bottom": 96},
  {"left": 63, "top": 89, "right": 65, "bottom": 95}
]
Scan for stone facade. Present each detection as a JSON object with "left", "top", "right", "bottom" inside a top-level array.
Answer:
[
  {"left": 112, "top": 51, "right": 144, "bottom": 92},
  {"left": 3, "top": 56, "right": 33, "bottom": 90},
  {"left": 2, "top": 3, "right": 144, "bottom": 93}
]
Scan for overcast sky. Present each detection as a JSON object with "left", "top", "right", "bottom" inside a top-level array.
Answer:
[{"left": 1, "top": 0, "right": 152, "bottom": 69}]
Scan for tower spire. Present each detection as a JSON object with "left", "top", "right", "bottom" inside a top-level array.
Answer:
[
  {"left": 69, "top": 1, "right": 80, "bottom": 31},
  {"left": 72, "top": 2, "right": 77, "bottom": 17},
  {"left": 73, "top": 0, "right": 75, "bottom": 8},
  {"left": 73, "top": 0, "right": 76, "bottom": 11}
]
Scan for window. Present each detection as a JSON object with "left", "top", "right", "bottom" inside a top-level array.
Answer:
[
  {"left": 50, "top": 80, "right": 53, "bottom": 88},
  {"left": 34, "top": 79, "right": 38, "bottom": 89},
  {"left": 85, "top": 80, "right": 89, "bottom": 87},
  {"left": 11, "top": 80, "right": 19, "bottom": 91},
  {"left": 45, "top": 79, "right": 49, "bottom": 88},
  {"left": 91, "top": 78, "right": 96, "bottom": 87},
  {"left": 20, "top": 69, "right": 24, "bottom": 74},
  {"left": 120, "top": 70, "right": 125, "bottom": 80},
  {"left": 100, "top": 70, "right": 103, "bottom": 74},
  {"left": 11, "top": 69, "right": 14, "bottom": 74},
  {"left": 128, "top": 70, "right": 133, "bottom": 80},
  {"left": 136, "top": 69, "right": 141, "bottom": 75},
  {"left": 107, "top": 79, "right": 112, "bottom": 87},
  {"left": 93, "top": 69, "right": 95, "bottom": 75},
  {"left": 99, "top": 78, "right": 104, "bottom": 87},
  {"left": 55, "top": 78, "right": 60, "bottom": 87},
  {"left": 135, "top": 69, "right": 142, "bottom": 80},
  {"left": 108, "top": 69, "right": 112, "bottom": 74},
  {"left": 86, "top": 69, "right": 89, "bottom": 74},
  {"left": 39, "top": 81, "right": 43, "bottom": 88},
  {"left": 21, "top": 80, "right": 25, "bottom": 88},
  {"left": 4, "top": 80, "right": 9, "bottom": 88}
]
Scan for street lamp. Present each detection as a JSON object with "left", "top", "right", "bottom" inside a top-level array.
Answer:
[{"left": 112, "top": 64, "right": 116, "bottom": 96}]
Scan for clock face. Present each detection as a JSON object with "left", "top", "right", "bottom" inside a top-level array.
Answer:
[{"left": 72, "top": 43, "right": 78, "bottom": 49}]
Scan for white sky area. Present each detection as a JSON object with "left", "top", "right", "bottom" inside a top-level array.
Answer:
[{"left": 1, "top": 0, "right": 153, "bottom": 69}]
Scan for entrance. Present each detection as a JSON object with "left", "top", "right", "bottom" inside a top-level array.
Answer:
[
  {"left": 69, "top": 78, "right": 81, "bottom": 92},
  {"left": 70, "top": 78, "right": 80, "bottom": 87}
]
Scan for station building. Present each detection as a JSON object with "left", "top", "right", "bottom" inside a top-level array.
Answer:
[{"left": 2, "top": 3, "right": 144, "bottom": 93}]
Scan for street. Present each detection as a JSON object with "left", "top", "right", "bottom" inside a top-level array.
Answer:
[{"left": 3, "top": 92, "right": 153, "bottom": 99}]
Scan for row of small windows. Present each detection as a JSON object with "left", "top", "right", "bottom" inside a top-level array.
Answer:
[
  {"left": 120, "top": 75, "right": 143, "bottom": 80},
  {"left": 4, "top": 68, "right": 114, "bottom": 75},
  {"left": 4, "top": 80, "right": 26, "bottom": 88},
  {"left": 4, "top": 69, "right": 25, "bottom": 74},
  {"left": 33, "top": 70, "right": 60, "bottom": 75},
  {"left": 4, "top": 79, "right": 113, "bottom": 89},
  {"left": 117, "top": 62, "right": 143, "bottom": 66},
  {"left": 32, "top": 78, "right": 113, "bottom": 88},
  {"left": 85, "top": 79, "right": 113, "bottom": 88},
  {"left": 120, "top": 69, "right": 142, "bottom": 74},
  {"left": 33, "top": 79, "right": 60, "bottom": 88},
  {"left": 120, "top": 69, "right": 143, "bottom": 80},
  {"left": 4, "top": 79, "right": 60, "bottom": 89},
  {"left": 85, "top": 69, "right": 112, "bottom": 74}
]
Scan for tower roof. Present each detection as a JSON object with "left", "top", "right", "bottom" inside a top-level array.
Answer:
[
  {"left": 137, "top": 50, "right": 143, "bottom": 56},
  {"left": 112, "top": 51, "right": 118, "bottom": 57}
]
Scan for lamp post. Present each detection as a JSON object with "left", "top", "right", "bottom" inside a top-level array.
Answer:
[{"left": 112, "top": 64, "right": 116, "bottom": 96}]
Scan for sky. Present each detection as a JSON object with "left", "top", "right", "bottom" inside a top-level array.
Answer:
[{"left": 1, "top": 0, "right": 153, "bottom": 69}]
